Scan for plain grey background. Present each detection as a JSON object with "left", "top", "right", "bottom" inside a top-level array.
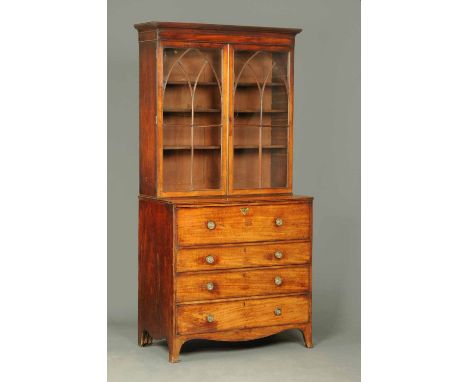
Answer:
[{"left": 108, "top": 0, "right": 360, "bottom": 377}]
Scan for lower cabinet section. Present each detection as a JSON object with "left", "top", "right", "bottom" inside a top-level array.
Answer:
[
  {"left": 176, "top": 294, "right": 310, "bottom": 335},
  {"left": 138, "top": 196, "right": 313, "bottom": 362}
]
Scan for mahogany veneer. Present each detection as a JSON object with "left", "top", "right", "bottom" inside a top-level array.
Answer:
[
  {"left": 135, "top": 21, "right": 313, "bottom": 362},
  {"left": 176, "top": 241, "right": 311, "bottom": 272}
]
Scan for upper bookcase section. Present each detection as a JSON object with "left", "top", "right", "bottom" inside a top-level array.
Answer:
[
  {"left": 135, "top": 22, "right": 302, "bottom": 198},
  {"left": 134, "top": 21, "right": 302, "bottom": 46}
]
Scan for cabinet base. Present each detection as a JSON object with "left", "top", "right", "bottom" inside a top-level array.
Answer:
[{"left": 164, "top": 323, "right": 313, "bottom": 363}]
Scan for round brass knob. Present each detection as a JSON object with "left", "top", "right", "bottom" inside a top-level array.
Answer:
[
  {"left": 206, "top": 282, "right": 215, "bottom": 291},
  {"left": 275, "top": 217, "right": 283, "bottom": 226},
  {"left": 274, "top": 251, "right": 283, "bottom": 259},
  {"left": 274, "top": 276, "right": 283, "bottom": 286},
  {"left": 206, "top": 314, "right": 214, "bottom": 323},
  {"left": 205, "top": 255, "right": 215, "bottom": 264},
  {"left": 274, "top": 307, "right": 282, "bottom": 316},
  {"left": 207, "top": 221, "right": 216, "bottom": 230}
]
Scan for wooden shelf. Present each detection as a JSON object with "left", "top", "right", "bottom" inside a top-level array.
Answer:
[
  {"left": 165, "top": 81, "right": 284, "bottom": 87},
  {"left": 234, "top": 145, "right": 287, "bottom": 150},
  {"left": 163, "top": 109, "right": 286, "bottom": 114},
  {"left": 164, "top": 145, "right": 286, "bottom": 151},
  {"left": 236, "top": 82, "right": 284, "bottom": 87},
  {"left": 164, "top": 145, "right": 221, "bottom": 150},
  {"left": 164, "top": 124, "right": 222, "bottom": 129},
  {"left": 234, "top": 109, "right": 287, "bottom": 114},
  {"left": 164, "top": 108, "right": 221, "bottom": 113},
  {"left": 234, "top": 124, "right": 289, "bottom": 128}
]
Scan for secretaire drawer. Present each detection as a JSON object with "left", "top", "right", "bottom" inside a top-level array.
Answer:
[
  {"left": 176, "top": 265, "right": 310, "bottom": 303},
  {"left": 177, "top": 295, "right": 310, "bottom": 335},
  {"left": 176, "top": 241, "right": 311, "bottom": 272},
  {"left": 176, "top": 202, "right": 311, "bottom": 246}
]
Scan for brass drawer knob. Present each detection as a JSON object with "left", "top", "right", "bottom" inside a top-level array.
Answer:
[
  {"left": 207, "top": 221, "right": 216, "bottom": 230},
  {"left": 206, "top": 282, "right": 215, "bottom": 291},
  {"left": 274, "top": 250, "right": 283, "bottom": 259},
  {"left": 274, "top": 307, "right": 282, "bottom": 316},
  {"left": 205, "top": 255, "right": 215, "bottom": 264},
  {"left": 275, "top": 217, "right": 283, "bottom": 226},
  {"left": 274, "top": 276, "right": 283, "bottom": 286},
  {"left": 206, "top": 314, "right": 214, "bottom": 323}
]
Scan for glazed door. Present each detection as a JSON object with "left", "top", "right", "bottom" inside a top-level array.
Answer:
[
  {"left": 229, "top": 46, "right": 293, "bottom": 194},
  {"left": 158, "top": 43, "right": 228, "bottom": 196}
]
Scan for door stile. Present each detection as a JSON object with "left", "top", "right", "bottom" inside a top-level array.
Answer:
[
  {"left": 221, "top": 44, "right": 230, "bottom": 196},
  {"left": 227, "top": 44, "right": 234, "bottom": 194},
  {"left": 156, "top": 41, "right": 164, "bottom": 197}
]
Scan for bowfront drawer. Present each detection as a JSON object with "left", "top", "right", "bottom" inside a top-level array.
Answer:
[
  {"left": 177, "top": 295, "right": 310, "bottom": 335},
  {"left": 176, "top": 241, "right": 311, "bottom": 272},
  {"left": 176, "top": 265, "right": 310, "bottom": 303},
  {"left": 176, "top": 202, "right": 311, "bottom": 246}
]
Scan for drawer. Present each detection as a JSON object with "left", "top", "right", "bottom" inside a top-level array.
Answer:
[
  {"left": 176, "top": 202, "right": 311, "bottom": 246},
  {"left": 177, "top": 295, "right": 310, "bottom": 335},
  {"left": 176, "top": 241, "right": 311, "bottom": 272},
  {"left": 176, "top": 265, "right": 310, "bottom": 303}
]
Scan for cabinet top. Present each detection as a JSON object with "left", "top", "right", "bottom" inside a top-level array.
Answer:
[{"left": 134, "top": 21, "right": 302, "bottom": 35}]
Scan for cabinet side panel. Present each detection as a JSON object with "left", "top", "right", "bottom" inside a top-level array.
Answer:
[
  {"left": 310, "top": 199, "right": 313, "bottom": 328},
  {"left": 139, "top": 41, "right": 157, "bottom": 196},
  {"left": 138, "top": 199, "right": 173, "bottom": 341}
]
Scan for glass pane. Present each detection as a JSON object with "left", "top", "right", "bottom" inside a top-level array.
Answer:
[
  {"left": 233, "top": 50, "right": 289, "bottom": 189},
  {"left": 162, "top": 48, "right": 223, "bottom": 192}
]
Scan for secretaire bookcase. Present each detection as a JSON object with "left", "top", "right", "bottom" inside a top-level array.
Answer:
[{"left": 134, "top": 21, "right": 313, "bottom": 362}]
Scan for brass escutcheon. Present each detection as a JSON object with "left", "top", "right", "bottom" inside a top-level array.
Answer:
[{"left": 240, "top": 207, "right": 249, "bottom": 215}]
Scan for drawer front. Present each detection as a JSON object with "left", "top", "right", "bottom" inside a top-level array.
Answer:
[
  {"left": 176, "top": 241, "right": 311, "bottom": 272},
  {"left": 176, "top": 265, "right": 310, "bottom": 303},
  {"left": 176, "top": 202, "right": 311, "bottom": 246},
  {"left": 177, "top": 295, "right": 310, "bottom": 335}
]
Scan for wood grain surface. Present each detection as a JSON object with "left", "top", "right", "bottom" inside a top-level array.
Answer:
[
  {"left": 177, "top": 294, "right": 310, "bottom": 335},
  {"left": 138, "top": 199, "right": 174, "bottom": 344},
  {"left": 176, "top": 265, "right": 310, "bottom": 302},
  {"left": 177, "top": 202, "right": 310, "bottom": 246},
  {"left": 176, "top": 241, "right": 310, "bottom": 272}
]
